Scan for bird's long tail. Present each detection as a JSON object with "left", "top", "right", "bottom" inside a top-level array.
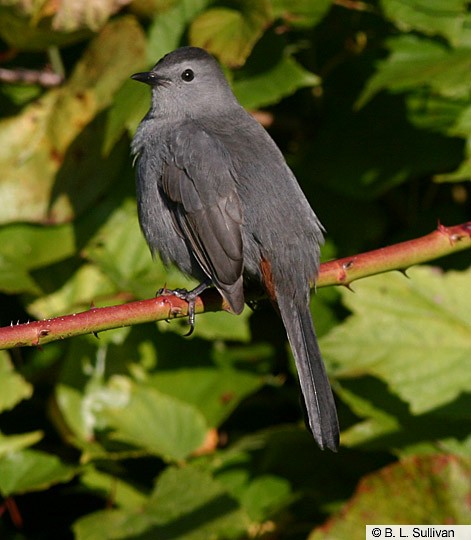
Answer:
[{"left": 277, "top": 295, "right": 339, "bottom": 451}]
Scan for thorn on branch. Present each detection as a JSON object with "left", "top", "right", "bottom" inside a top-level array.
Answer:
[
  {"left": 35, "top": 328, "right": 50, "bottom": 349},
  {"left": 436, "top": 221, "right": 463, "bottom": 246},
  {"left": 449, "top": 222, "right": 471, "bottom": 244},
  {"left": 336, "top": 258, "right": 355, "bottom": 283},
  {"left": 156, "top": 290, "right": 183, "bottom": 320}
]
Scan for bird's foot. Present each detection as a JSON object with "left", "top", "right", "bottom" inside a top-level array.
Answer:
[{"left": 157, "top": 280, "right": 211, "bottom": 336}]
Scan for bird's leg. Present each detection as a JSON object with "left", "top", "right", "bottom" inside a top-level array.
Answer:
[{"left": 157, "top": 279, "right": 212, "bottom": 336}]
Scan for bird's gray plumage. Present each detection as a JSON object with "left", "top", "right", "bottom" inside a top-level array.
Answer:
[{"left": 131, "top": 46, "right": 339, "bottom": 451}]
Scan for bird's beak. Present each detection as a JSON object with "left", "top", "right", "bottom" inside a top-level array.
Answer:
[{"left": 131, "top": 71, "right": 167, "bottom": 86}]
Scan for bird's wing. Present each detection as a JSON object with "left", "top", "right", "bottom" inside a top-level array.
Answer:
[{"left": 161, "top": 123, "right": 245, "bottom": 314}]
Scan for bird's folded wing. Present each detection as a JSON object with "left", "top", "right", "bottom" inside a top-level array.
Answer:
[{"left": 161, "top": 123, "right": 245, "bottom": 313}]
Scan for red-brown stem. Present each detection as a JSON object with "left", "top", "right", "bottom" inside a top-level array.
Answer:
[
  {"left": 317, "top": 221, "right": 471, "bottom": 287},
  {"left": 0, "top": 222, "right": 469, "bottom": 350},
  {"left": 5, "top": 497, "right": 23, "bottom": 529}
]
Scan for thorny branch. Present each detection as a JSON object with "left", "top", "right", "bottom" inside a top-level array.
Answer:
[{"left": 0, "top": 221, "right": 470, "bottom": 350}]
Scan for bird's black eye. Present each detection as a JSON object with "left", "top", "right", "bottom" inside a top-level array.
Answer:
[{"left": 181, "top": 69, "right": 194, "bottom": 82}]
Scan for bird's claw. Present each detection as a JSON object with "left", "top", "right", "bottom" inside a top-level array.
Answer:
[{"left": 156, "top": 280, "right": 210, "bottom": 336}]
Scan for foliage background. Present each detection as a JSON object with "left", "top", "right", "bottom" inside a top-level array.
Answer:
[{"left": 0, "top": 0, "right": 470, "bottom": 538}]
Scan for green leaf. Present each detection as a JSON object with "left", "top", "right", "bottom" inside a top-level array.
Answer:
[
  {"left": 449, "top": 103, "right": 471, "bottom": 137},
  {"left": 192, "top": 310, "right": 251, "bottom": 342},
  {"left": 53, "top": 337, "right": 124, "bottom": 447},
  {"left": 0, "top": 17, "right": 146, "bottom": 225},
  {"left": 74, "top": 465, "right": 248, "bottom": 539},
  {"left": 380, "top": 0, "right": 471, "bottom": 47},
  {"left": 0, "top": 431, "right": 44, "bottom": 457},
  {"left": 0, "top": 222, "right": 76, "bottom": 295},
  {"left": 73, "top": 508, "right": 155, "bottom": 540},
  {"left": 332, "top": 377, "right": 404, "bottom": 448},
  {"left": 0, "top": 449, "right": 76, "bottom": 496},
  {"left": 190, "top": 0, "right": 273, "bottom": 67},
  {"left": 27, "top": 263, "right": 116, "bottom": 319},
  {"left": 212, "top": 425, "right": 368, "bottom": 515},
  {"left": 435, "top": 137, "right": 471, "bottom": 182},
  {"left": 0, "top": 222, "right": 75, "bottom": 270},
  {"left": 233, "top": 53, "right": 319, "bottom": 109},
  {"left": 55, "top": 382, "right": 91, "bottom": 444},
  {"left": 53, "top": 328, "right": 218, "bottom": 457},
  {"left": 309, "top": 454, "right": 471, "bottom": 539},
  {"left": 130, "top": 0, "right": 179, "bottom": 19},
  {"left": 98, "top": 376, "right": 208, "bottom": 461},
  {"left": 332, "top": 376, "right": 471, "bottom": 451},
  {"left": 439, "top": 433, "right": 471, "bottom": 457},
  {"left": 357, "top": 35, "right": 471, "bottom": 108},
  {"left": 82, "top": 198, "right": 173, "bottom": 300},
  {"left": 0, "top": 4, "right": 91, "bottom": 51},
  {"left": 145, "top": 465, "right": 248, "bottom": 538},
  {"left": 0, "top": 353, "right": 33, "bottom": 413},
  {"left": 147, "top": 366, "right": 263, "bottom": 427},
  {"left": 103, "top": 78, "right": 149, "bottom": 156},
  {"left": 80, "top": 466, "right": 148, "bottom": 510},
  {"left": 321, "top": 267, "right": 471, "bottom": 415},
  {"left": 241, "top": 474, "right": 292, "bottom": 521},
  {"left": 0, "top": 262, "right": 39, "bottom": 295},
  {"left": 147, "top": 0, "right": 210, "bottom": 61},
  {"left": 26, "top": 195, "right": 182, "bottom": 318},
  {"left": 405, "top": 93, "right": 467, "bottom": 135},
  {"left": 303, "top": 91, "right": 464, "bottom": 199},
  {"left": 271, "top": 0, "right": 331, "bottom": 28},
  {"left": 54, "top": 337, "right": 153, "bottom": 452}
]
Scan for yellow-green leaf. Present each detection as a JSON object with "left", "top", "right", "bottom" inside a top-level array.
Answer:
[{"left": 189, "top": 0, "right": 272, "bottom": 67}]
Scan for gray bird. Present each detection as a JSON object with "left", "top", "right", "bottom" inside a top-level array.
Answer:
[{"left": 131, "top": 46, "right": 339, "bottom": 451}]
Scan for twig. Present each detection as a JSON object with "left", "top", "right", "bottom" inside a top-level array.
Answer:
[
  {"left": 0, "top": 222, "right": 469, "bottom": 350},
  {"left": 0, "top": 67, "right": 64, "bottom": 87},
  {"left": 317, "top": 222, "right": 471, "bottom": 287},
  {"left": 333, "top": 0, "right": 377, "bottom": 13}
]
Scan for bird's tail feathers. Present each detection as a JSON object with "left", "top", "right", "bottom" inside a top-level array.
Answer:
[{"left": 278, "top": 294, "right": 339, "bottom": 451}]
